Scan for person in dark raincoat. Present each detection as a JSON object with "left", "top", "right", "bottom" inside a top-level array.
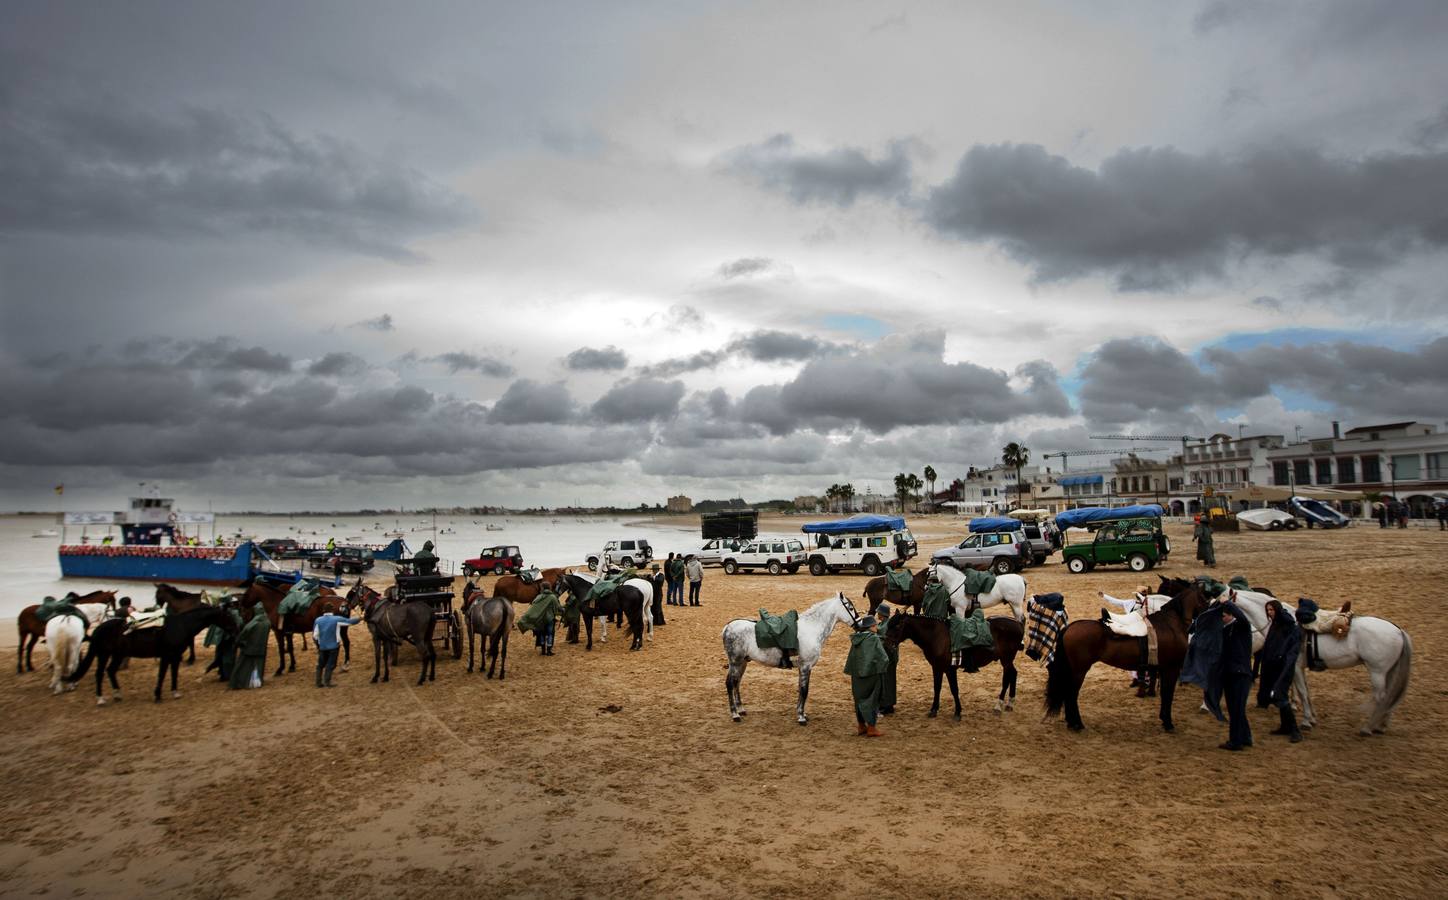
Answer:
[
  {"left": 1214, "top": 600, "right": 1254, "bottom": 750},
  {"left": 517, "top": 589, "right": 562, "bottom": 655},
  {"left": 229, "top": 602, "right": 271, "bottom": 690},
  {"left": 876, "top": 603, "right": 898, "bottom": 716},
  {"left": 1193, "top": 516, "right": 1216, "bottom": 567},
  {"left": 1257, "top": 599, "right": 1303, "bottom": 742},
  {"left": 844, "top": 615, "right": 890, "bottom": 737},
  {"left": 204, "top": 600, "right": 244, "bottom": 682},
  {"left": 413, "top": 540, "right": 438, "bottom": 575}
]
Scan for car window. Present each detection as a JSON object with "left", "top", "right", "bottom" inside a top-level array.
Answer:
[
  {"left": 621, "top": 541, "right": 635, "bottom": 550},
  {"left": 788, "top": 540, "right": 803, "bottom": 551},
  {"left": 849, "top": 537, "right": 863, "bottom": 549},
  {"left": 771, "top": 542, "right": 785, "bottom": 553},
  {"left": 704, "top": 540, "right": 717, "bottom": 550},
  {"left": 961, "top": 535, "right": 978, "bottom": 548},
  {"left": 866, "top": 536, "right": 886, "bottom": 547}
]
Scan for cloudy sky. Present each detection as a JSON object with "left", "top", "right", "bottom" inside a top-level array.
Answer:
[{"left": 3, "top": 1, "right": 1446, "bottom": 510}]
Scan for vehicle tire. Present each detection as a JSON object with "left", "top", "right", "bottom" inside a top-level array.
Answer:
[
  {"left": 586, "top": 556, "right": 599, "bottom": 569},
  {"left": 808, "top": 558, "right": 827, "bottom": 576},
  {"left": 621, "top": 557, "right": 633, "bottom": 568},
  {"left": 723, "top": 559, "right": 738, "bottom": 575},
  {"left": 1285, "top": 520, "right": 1299, "bottom": 530},
  {"left": 992, "top": 556, "right": 1014, "bottom": 576},
  {"left": 786, "top": 565, "right": 800, "bottom": 574},
  {"left": 1268, "top": 520, "right": 1282, "bottom": 531},
  {"left": 767, "top": 560, "right": 783, "bottom": 576},
  {"left": 1128, "top": 553, "right": 1149, "bottom": 572},
  {"left": 1033, "top": 554, "right": 1047, "bottom": 566},
  {"left": 1066, "top": 556, "right": 1088, "bottom": 574},
  {"left": 462, "top": 565, "right": 474, "bottom": 577},
  {"left": 861, "top": 556, "right": 882, "bottom": 577}
]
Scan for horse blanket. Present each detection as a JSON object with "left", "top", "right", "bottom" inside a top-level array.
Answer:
[
  {"left": 34, "top": 597, "right": 90, "bottom": 632},
  {"left": 1024, "top": 595, "right": 1068, "bottom": 664},
  {"left": 949, "top": 609, "right": 994, "bottom": 653},
  {"left": 962, "top": 569, "right": 996, "bottom": 597},
  {"left": 585, "top": 571, "right": 634, "bottom": 606},
  {"left": 921, "top": 582, "right": 952, "bottom": 619},
  {"left": 278, "top": 579, "right": 322, "bottom": 617},
  {"left": 755, "top": 609, "right": 799, "bottom": 651},
  {"left": 885, "top": 567, "right": 913, "bottom": 594}
]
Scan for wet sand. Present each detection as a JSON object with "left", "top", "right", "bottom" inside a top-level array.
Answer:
[{"left": 2, "top": 519, "right": 1446, "bottom": 897}]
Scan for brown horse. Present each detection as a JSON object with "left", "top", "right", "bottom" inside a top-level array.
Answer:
[
  {"left": 237, "top": 580, "right": 341, "bottom": 676},
  {"left": 461, "top": 582, "right": 514, "bottom": 678},
  {"left": 863, "top": 568, "right": 933, "bottom": 615},
  {"left": 347, "top": 583, "right": 437, "bottom": 685},
  {"left": 489, "top": 568, "right": 567, "bottom": 605},
  {"left": 15, "top": 590, "right": 118, "bottom": 673},
  {"left": 154, "top": 583, "right": 226, "bottom": 664},
  {"left": 1045, "top": 583, "right": 1212, "bottom": 733},
  {"left": 882, "top": 614, "right": 1023, "bottom": 719}
]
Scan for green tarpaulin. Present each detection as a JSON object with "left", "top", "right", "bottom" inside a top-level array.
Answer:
[
  {"left": 885, "top": 567, "right": 913, "bottom": 593},
  {"left": 35, "top": 596, "right": 89, "bottom": 630},
  {"left": 962, "top": 569, "right": 997, "bottom": 596},
  {"left": 949, "top": 609, "right": 994, "bottom": 653},
  {"left": 755, "top": 609, "right": 799, "bottom": 650},
  {"left": 517, "top": 592, "right": 561, "bottom": 633},
  {"left": 921, "top": 583, "right": 952, "bottom": 619},
  {"left": 278, "top": 579, "right": 321, "bottom": 617}
]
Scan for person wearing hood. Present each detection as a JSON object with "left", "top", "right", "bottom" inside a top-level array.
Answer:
[
  {"left": 1257, "top": 599, "right": 1304, "bottom": 742},
  {"left": 229, "top": 602, "right": 272, "bottom": 690},
  {"left": 204, "top": 599, "right": 245, "bottom": 682},
  {"left": 1193, "top": 516, "right": 1216, "bottom": 568},
  {"left": 413, "top": 540, "right": 438, "bottom": 575},
  {"left": 1214, "top": 600, "right": 1254, "bottom": 750},
  {"left": 517, "top": 588, "right": 562, "bottom": 655},
  {"left": 876, "top": 603, "right": 898, "bottom": 716},
  {"left": 843, "top": 615, "right": 890, "bottom": 737}
]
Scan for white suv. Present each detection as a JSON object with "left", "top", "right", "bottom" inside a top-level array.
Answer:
[
  {"left": 693, "top": 537, "right": 743, "bottom": 567},
  {"left": 586, "top": 538, "right": 654, "bottom": 569},
  {"left": 805, "top": 528, "right": 917, "bottom": 576},
  {"left": 722, "top": 536, "right": 807, "bottom": 576}
]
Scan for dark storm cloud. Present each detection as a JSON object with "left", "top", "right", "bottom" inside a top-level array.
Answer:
[
  {"left": 487, "top": 379, "right": 576, "bottom": 425},
  {"left": 721, "top": 134, "right": 913, "bottom": 206},
  {"left": 717, "top": 257, "right": 775, "bottom": 278},
  {"left": 591, "top": 377, "right": 686, "bottom": 422},
  {"left": 0, "top": 93, "right": 473, "bottom": 261},
  {"left": 563, "top": 345, "right": 629, "bottom": 372},
  {"left": 430, "top": 351, "right": 515, "bottom": 377},
  {"left": 307, "top": 352, "right": 368, "bottom": 377},
  {"left": 639, "top": 329, "right": 841, "bottom": 377},
  {"left": 354, "top": 314, "right": 395, "bottom": 332},
  {"left": 925, "top": 142, "right": 1448, "bottom": 290},
  {"left": 1077, "top": 335, "right": 1448, "bottom": 427}
]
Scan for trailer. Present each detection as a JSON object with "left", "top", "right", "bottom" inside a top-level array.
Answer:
[{"left": 1289, "top": 496, "right": 1351, "bottom": 528}]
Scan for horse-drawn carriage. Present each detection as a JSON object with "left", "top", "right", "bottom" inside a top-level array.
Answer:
[{"left": 392, "top": 559, "right": 462, "bottom": 659}]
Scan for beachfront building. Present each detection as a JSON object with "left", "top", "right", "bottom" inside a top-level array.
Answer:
[
  {"left": 1180, "top": 433, "right": 1285, "bottom": 497},
  {"left": 1265, "top": 421, "right": 1448, "bottom": 518},
  {"left": 666, "top": 495, "right": 693, "bottom": 514}
]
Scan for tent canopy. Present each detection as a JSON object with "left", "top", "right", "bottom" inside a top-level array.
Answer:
[
  {"left": 801, "top": 514, "right": 906, "bottom": 535},
  {"left": 1055, "top": 504, "right": 1163, "bottom": 530}
]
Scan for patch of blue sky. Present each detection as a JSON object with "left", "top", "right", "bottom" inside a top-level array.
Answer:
[
  {"left": 1198, "top": 327, "right": 1425, "bottom": 356},
  {"left": 821, "top": 314, "right": 889, "bottom": 340}
]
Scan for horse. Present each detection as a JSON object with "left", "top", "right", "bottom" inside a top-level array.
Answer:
[
  {"left": 593, "top": 573, "right": 661, "bottom": 644},
  {"left": 556, "top": 571, "right": 647, "bottom": 651},
  {"left": 237, "top": 580, "right": 343, "bottom": 676},
  {"left": 67, "top": 606, "right": 239, "bottom": 704},
  {"left": 45, "top": 614, "right": 88, "bottom": 695},
  {"left": 1215, "top": 584, "right": 1412, "bottom": 735},
  {"left": 863, "top": 568, "right": 933, "bottom": 615},
  {"left": 721, "top": 593, "right": 860, "bottom": 725},
  {"left": 461, "top": 582, "right": 514, "bottom": 678},
  {"left": 349, "top": 584, "right": 437, "bottom": 685},
  {"left": 1044, "top": 582, "right": 1212, "bottom": 733},
  {"left": 489, "top": 568, "right": 568, "bottom": 604},
  {"left": 882, "top": 614, "right": 1023, "bottom": 718},
  {"left": 154, "top": 582, "right": 221, "bottom": 664},
  {"left": 931, "top": 564, "right": 1027, "bottom": 621},
  {"left": 15, "top": 590, "right": 117, "bottom": 673}
]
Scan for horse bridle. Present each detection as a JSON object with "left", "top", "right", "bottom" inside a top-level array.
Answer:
[{"left": 839, "top": 592, "right": 861, "bottom": 625}]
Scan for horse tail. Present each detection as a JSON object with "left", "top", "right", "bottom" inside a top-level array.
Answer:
[
  {"left": 1382, "top": 628, "right": 1413, "bottom": 714},
  {"left": 1043, "top": 636, "right": 1072, "bottom": 718}
]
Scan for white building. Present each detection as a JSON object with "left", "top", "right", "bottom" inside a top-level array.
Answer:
[{"left": 1265, "top": 421, "right": 1448, "bottom": 518}]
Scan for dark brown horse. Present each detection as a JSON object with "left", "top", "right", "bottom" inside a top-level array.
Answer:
[
  {"left": 237, "top": 580, "right": 342, "bottom": 676},
  {"left": 348, "top": 583, "right": 437, "bottom": 685},
  {"left": 67, "top": 605, "right": 238, "bottom": 704},
  {"left": 1045, "top": 583, "right": 1212, "bottom": 732},
  {"left": 489, "top": 568, "right": 567, "bottom": 605},
  {"left": 154, "top": 583, "right": 222, "bottom": 664},
  {"left": 882, "top": 614, "right": 1023, "bottom": 719},
  {"left": 15, "top": 590, "right": 118, "bottom": 673},
  {"left": 863, "top": 568, "right": 933, "bottom": 615}
]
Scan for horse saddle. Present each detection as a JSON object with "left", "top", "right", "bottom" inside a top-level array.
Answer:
[
  {"left": 754, "top": 609, "right": 799, "bottom": 651},
  {"left": 884, "top": 568, "right": 913, "bottom": 594},
  {"left": 518, "top": 568, "right": 541, "bottom": 584},
  {"left": 125, "top": 610, "right": 166, "bottom": 633},
  {"left": 1298, "top": 597, "right": 1353, "bottom": 638},
  {"left": 1101, "top": 609, "right": 1148, "bottom": 637}
]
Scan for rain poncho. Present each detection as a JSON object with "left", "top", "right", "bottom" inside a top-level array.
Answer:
[
  {"left": 844, "top": 630, "right": 890, "bottom": 723},
  {"left": 517, "top": 591, "right": 562, "bottom": 633},
  {"left": 949, "top": 608, "right": 994, "bottom": 652},
  {"left": 229, "top": 602, "right": 271, "bottom": 690},
  {"left": 885, "top": 567, "right": 913, "bottom": 594},
  {"left": 921, "top": 583, "right": 952, "bottom": 619},
  {"left": 278, "top": 579, "right": 321, "bottom": 617}
]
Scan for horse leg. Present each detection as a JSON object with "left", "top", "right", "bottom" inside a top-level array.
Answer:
[
  {"left": 273, "top": 629, "right": 287, "bottom": 677},
  {"left": 371, "top": 638, "right": 381, "bottom": 684},
  {"left": 341, "top": 629, "right": 350, "bottom": 671},
  {"left": 795, "top": 664, "right": 812, "bottom": 725},
  {"left": 1065, "top": 668, "right": 1088, "bottom": 732},
  {"left": 498, "top": 629, "right": 508, "bottom": 680},
  {"left": 1293, "top": 663, "right": 1315, "bottom": 730},
  {"left": 170, "top": 655, "right": 182, "bottom": 699},
  {"left": 1362, "top": 665, "right": 1390, "bottom": 736},
  {"left": 287, "top": 632, "right": 297, "bottom": 673},
  {"left": 94, "top": 651, "right": 107, "bottom": 703},
  {"left": 154, "top": 658, "right": 166, "bottom": 703},
  {"left": 25, "top": 633, "right": 38, "bottom": 672},
  {"left": 186, "top": 640, "right": 195, "bottom": 666},
  {"left": 467, "top": 621, "right": 476, "bottom": 673},
  {"left": 726, "top": 659, "right": 745, "bottom": 722},
  {"left": 946, "top": 666, "right": 961, "bottom": 720},
  {"left": 928, "top": 667, "right": 942, "bottom": 718},
  {"left": 1158, "top": 665, "right": 1180, "bottom": 732},
  {"left": 584, "top": 617, "right": 594, "bottom": 651}
]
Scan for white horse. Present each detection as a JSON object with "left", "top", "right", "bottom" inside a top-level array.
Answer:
[
  {"left": 722, "top": 593, "right": 860, "bottom": 725},
  {"left": 565, "top": 570, "right": 655, "bottom": 645},
  {"left": 931, "top": 564, "right": 1026, "bottom": 622},
  {"left": 1227, "top": 589, "right": 1412, "bottom": 735},
  {"left": 45, "top": 615, "right": 87, "bottom": 694}
]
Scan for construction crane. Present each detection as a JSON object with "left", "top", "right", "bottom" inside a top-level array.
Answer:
[
  {"left": 1090, "top": 433, "right": 1204, "bottom": 451},
  {"left": 1043, "top": 448, "right": 1170, "bottom": 471}
]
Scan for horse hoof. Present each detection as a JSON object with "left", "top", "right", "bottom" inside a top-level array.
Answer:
[
  {"left": 738, "top": 710, "right": 747, "bottom": 716},
  {"left": 1068, "top": 723, "right": 1085, "bottom": 732},
  {"left": 96, "top": 697, "right": 107, "bottom": 706},
  {"left": 797, "top": 718, "right": 808, "bottom": 726},
  {"left": 1162, "top": 723, "right": 1174, "bottom": 733},
  {"left": 954, "top": 712, "right": 962, "bottom": 721},
  {"left": 732, "top": 714, "right": 742, "bottom": 723},
  {"left": 927, "top": 710, "right": 937, "bottom": 718},
  {"left": 993, "top": 704, "right": 1003, "bottom": 715},
  {"left": 113, "top": 694, "right": 122, "bottom": 702}
]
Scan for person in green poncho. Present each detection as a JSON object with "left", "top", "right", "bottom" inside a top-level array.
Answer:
[
  {"left": 204, "top": 600, "right": 245, "bottom": 682},
  {"left": 921, "top": 581, "right": 952, "bottom": 619},
  {"left": 229, "top": 602, "right": 272, "bottom": 690},
  {"left": 844, "top": 615, "right": 890, "bottom": 737},
  {"left": 876, "top": 603, "right": 898, "bottom": 716},
  {"left": 517, "top": 589, "right": 562, "bottom": 655},
  {"left": 1193, "top": 516, "right": 1216, "bottom": 568},
  {"left": 413, "top": 540, "right": 438, "bottom": 575}
]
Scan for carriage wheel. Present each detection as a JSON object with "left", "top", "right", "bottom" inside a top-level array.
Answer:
[{"left": 450, "top": 613, "right": 463, "bottom": 659}]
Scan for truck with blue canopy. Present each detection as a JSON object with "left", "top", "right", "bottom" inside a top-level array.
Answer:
[
  {"left": 800, "top": 514, "right": 917, "bottom": 576},
  {"left": 1056, "top": 505, "right": 1170, "bottom": 573}
]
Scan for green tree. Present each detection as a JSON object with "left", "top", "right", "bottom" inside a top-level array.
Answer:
[
  {"left": 893, "top": 472, "right": 923, "bottom": 513},
  {"left": 840, "top": 482, "right": 855, "bottom": 512},
  {"left": 923, "top": 465, "right": 937, "bottom": 511},
  {"left": 1002, "top": 442, "right": 1030, "bottom": 507}
]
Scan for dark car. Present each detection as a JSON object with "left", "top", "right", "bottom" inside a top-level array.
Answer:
[
  {"left": 258, "top": 538, "right": 303, "bottom": 558},
  {"left": 463, "top": 545, "right": 523, "bottom": 576},
  {"left": 309, "top": 546, "right": 375, "bottom": 574}
]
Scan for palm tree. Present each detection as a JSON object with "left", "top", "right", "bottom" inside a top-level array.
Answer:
[
  {"left": 923, "top": 465, "right": 937, "bottom": 511},
  {"left": 824, "top": 483, "right": 841, "bottom": 512},
  {"left": 894, "top": 473, "right": 923, "bottom": 513},
  {"left": 840, "top": 483, "right": 855, "bottom": 512},
  {"left": 1002, "top": 442, "right": 1030, "bottom": 508},
  {"left": 906, "top": 473, "right": 922, "bottom": 511}
]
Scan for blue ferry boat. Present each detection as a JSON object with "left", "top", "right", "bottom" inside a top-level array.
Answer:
[{"left": 58, "top": 494, "right": 255, "bottom": 584}]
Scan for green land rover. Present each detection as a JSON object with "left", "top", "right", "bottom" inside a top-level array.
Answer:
[{"left": 1061, "top": 516, "right": 1170, "bottom": 573}]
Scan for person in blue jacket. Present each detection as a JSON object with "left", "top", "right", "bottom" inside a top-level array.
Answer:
[
  {"left": 312, "top": 602, "right": 360, "bottom": 688},
  {"left": 1215, "top": 600, "right": 1255, "bottom": 750}
]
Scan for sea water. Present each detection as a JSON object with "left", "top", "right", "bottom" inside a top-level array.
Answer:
[{"left": 0, "top": 513, "right": 699, "bottom": 618}]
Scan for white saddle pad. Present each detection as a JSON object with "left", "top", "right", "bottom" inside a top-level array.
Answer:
[{"left": 1104, "top": 610, "right": 1148, "bottom": 637}]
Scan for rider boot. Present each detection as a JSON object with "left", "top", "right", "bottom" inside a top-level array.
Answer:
[
  {"left": 865, "top": 724, "right": 883, "bottom": 737},
  {"left": 1276, "top": 704, "right": 1304, "bottom": 742}
]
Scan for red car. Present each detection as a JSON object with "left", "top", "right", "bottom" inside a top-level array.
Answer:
[{"left": 462, "top": 545, "right": 523, "bottom": 576}]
